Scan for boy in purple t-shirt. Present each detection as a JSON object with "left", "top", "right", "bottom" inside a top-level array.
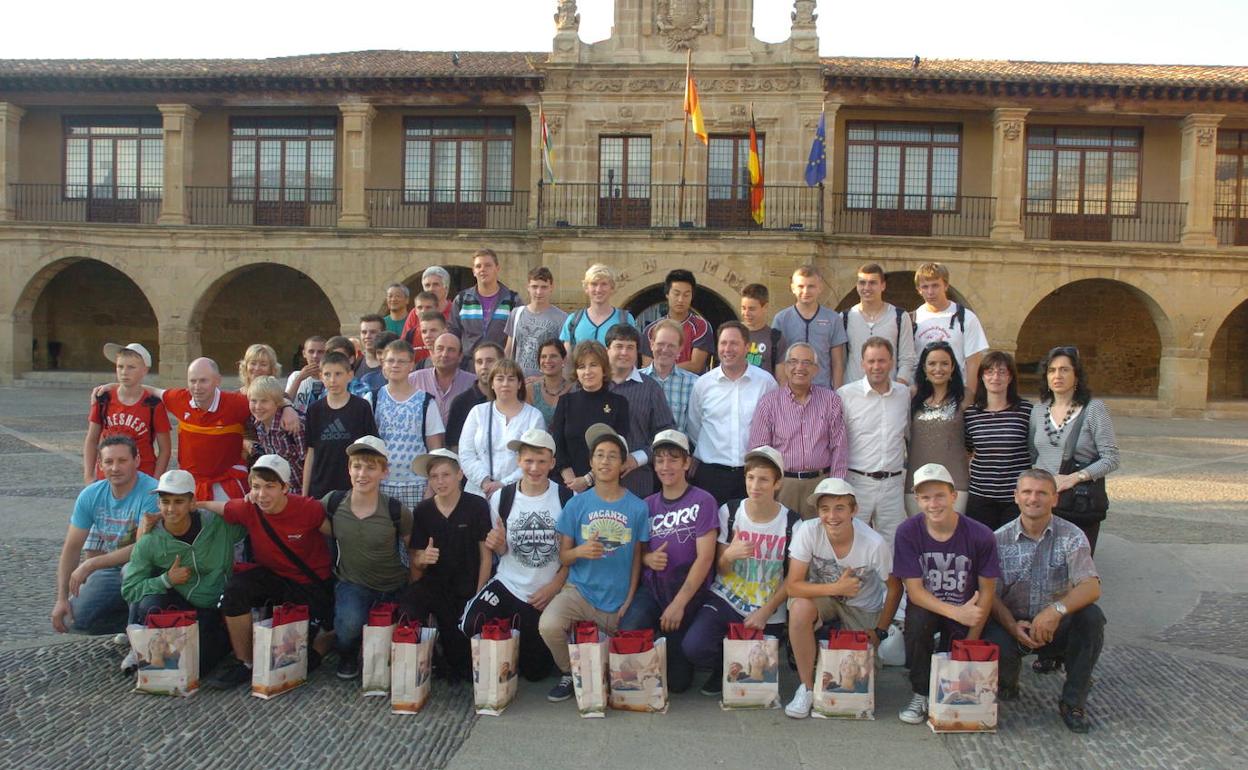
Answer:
[
  {"left": 619, "top": 429, "right": 718, "bottom": 693},
  {"left": 892, "top": 463, "right": 999, "bottom": 725}
]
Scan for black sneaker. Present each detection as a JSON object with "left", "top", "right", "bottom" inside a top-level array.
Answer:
[
  {"left": 308, "top": 649, "right": 323, "bottom": 673},
  {"left": 998, "top": 683, "right": 1021, "bottom": 702},
  {"left": 203, "top": 660, "right": 251, "bottom": 690},
  {"left": 1060, "top": 702, "right": 1091, "bottom": 733},
  {"left": 336, "top": 654, "right": 360, "bottom": 680},
  {"left": 547, "top": 673, "right": 575, "bottom": 702},
  {"left": 699, "top": 670, "right": 722, "bottom": 696}
]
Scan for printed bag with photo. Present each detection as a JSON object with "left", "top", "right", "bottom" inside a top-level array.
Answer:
[
  {"left": 391, "top": 619, "right": 438, "bottom": 714},
  {"left": 569, "top": 621, "right": 609, "bottom": 718},
  {"left": 928, "top": 639, "right": 999, "bottom": 733},
  {"left": 251, "top": 603, "right": 309, "bottom": 699},
  {"left": 608, "top": 629, "right": 668, "bottom": 713},
  {"left": 471, "top": 617, "right": 521, "bottom": 716},
  {"left": 127, "top": 607, "right": 199, "bottom": 697},
  {"left": 812, "top": 629, "right": 874, "bottom": 719},
  {"left": 362, "top": 602, "right": 399, "bottom": 697},
  {"left": 720, "top": 623, "right": 780, "bottom": 710}
]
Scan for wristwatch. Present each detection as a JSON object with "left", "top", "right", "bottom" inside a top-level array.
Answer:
[
  {"left": 1076, "top": 470, "right": 1091, "bottom": 483},
  {"left": 1052, "top": 601, "right": 1068, "bottom": 617},
  {"left": 584, "top": 473, "right": 595, "bottom": 487},
  {"left": 874, "top": 626, "right": 891, "bottom": 640}
]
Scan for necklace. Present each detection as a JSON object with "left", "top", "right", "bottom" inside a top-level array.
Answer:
[
  {"left": 859, "top": 305, "right": 887, "bottom": 325},
  {"left": 1044, "top": 402, "right": 1079, "bottom": 446}
]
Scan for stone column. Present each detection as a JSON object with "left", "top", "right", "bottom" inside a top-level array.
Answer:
[
  {"left": 157, "top": 104, "right": 199, "bottom": 225},
  {"left": 527, "top": 101, "right": 543, "bottom": 229},
  {"left": 338, "top": 102, "right": 376, "bottom": 229},
  {"left": 1179, "top": 113, "right": 1223, "bottom": 248},
  {"left": 989, "top": 107, "right": 1030, "bottom": 241},
  {"left": 819, "top": 100, "right": 841, "bottom": 234},
  {"left": 0, "top": 102, "right": 25, "bottom": 222},
  {"left": 157, "top": 320, "right": 192, "bottom": 387},
  {"left": 1158, "top": 348, "right": 1209, "bottom": 415}
]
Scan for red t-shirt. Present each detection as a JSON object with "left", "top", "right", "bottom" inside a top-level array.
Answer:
[
  {"left": 223, "top": 495, "right": 331, "bottom": 584},
  {"left": 88, "top": 393, "right": 171, "bottom": 479},
  {"left": 162, "top": 388, "right": 250, "bottom": 481},
  {"left": 400, "top": 308, "right": 433, "bottom": 363}
]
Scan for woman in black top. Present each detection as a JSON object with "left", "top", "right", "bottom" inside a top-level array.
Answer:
[
  {"left": 963, "top": 350, "right": 1033, "bottom": 530},
  {"left": 552, "top": 340, "right": 630, "bottom": 493}
]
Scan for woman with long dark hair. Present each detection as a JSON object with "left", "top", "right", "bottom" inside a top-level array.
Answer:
[
  {"left": 904, "top": 341, "right": 969, "bottom": 515},
  {"left": 963, "top": 351, "right": 1033, "bottom": 530},
  {"left": 1029, "top": 346, "right": 1120, "bottom": 554}
]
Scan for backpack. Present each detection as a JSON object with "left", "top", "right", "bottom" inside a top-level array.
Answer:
[
  {"left": 326, "top": 489, "right": 409, "bottom": 567},
  {"left": 565, "top": 307, "right": 629, "bottom": 347},
  {"left": 498, "top": 480, "right": 574, "bottom": 524},
  {"left": 841, "top": 306, "right": 905, "bottom": 358},
  {"left": 907, "top": 302, "right": 966, "bottom": 334},
  {"left": 723, "top": 499, "right": 802, "bottom": 577},
  {"left": 95, "top": 390, "right": 162, "bottom": 452}
]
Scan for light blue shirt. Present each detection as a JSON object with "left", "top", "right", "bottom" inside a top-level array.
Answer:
[
  {"left": 70, "top": 472, "right": 159, "bottom": 552},
  {"left": 556, "top": 488, "right": 650, "bottom": 612}
]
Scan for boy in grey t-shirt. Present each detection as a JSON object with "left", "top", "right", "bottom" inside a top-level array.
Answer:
[{"left": 505, "top": 266, "right": 568, "bottom": 377}]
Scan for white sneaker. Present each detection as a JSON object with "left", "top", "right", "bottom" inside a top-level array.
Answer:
[
  {"left": 111, "top": 632, "right": 128, "bottom": 646},
  {"left": 898, "top": 692, "right": 928, "bottom": 724},
  {"left": 785, "top": 684, "right": 813, "bottom": 719},
  {"left": 120, "top": 649, "right": 139, "bottom": 675}
]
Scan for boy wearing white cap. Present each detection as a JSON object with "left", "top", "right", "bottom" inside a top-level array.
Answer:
[
  {"left": 120, "top": 469, "right": 244, "bottom": 675},
  {"left": 84, "top": 342, "right": 170, "bottom": 484},
  {"left": 460, "top": 429, "right": 572, "bottom": 682},
  {"left": 783, "top": 477, "right": 902, "bottom": 718},
  {"left": 893, "top": 462, "right": 1000, "bottom": 725}
]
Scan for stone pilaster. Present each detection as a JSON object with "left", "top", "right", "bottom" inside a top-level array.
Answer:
[
  {"left": 0, "top": 103, "right": 26, "bottom": 222},
  {"left": 787, "top": 1, "right": 820, "bottom": 62},
  {"left": 337, "top": 102, "right": 376, "bottom": 229},
  {"left": 1179, "top": 113, "right": 1223, "bottom": 248},
  {"left": 551, "top": 0, "right": 582, "bottom": 62},
  {"left": 157, "top": 321, "right": 191, "bottom": 386},
  {"left": 989, "top": 107, "right": 1030, "bottom": 241},
  {"left": 819, "top": 101, "right": 841, "bottom": 234},
  {"left": 156, "top": 104, "right": 199, "bottom": 225},
  {"left": 1158, "top": 349, "right": 1209, "bottom": 415}
]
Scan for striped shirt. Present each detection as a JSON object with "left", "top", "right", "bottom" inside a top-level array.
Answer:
[
  {"left": 963, "top": 400, "right": 1033, "bottom": 500},
  {"left": 1029, "top": 398, "right": 1121, "bottom": 481},
  {"left": 250, "top": 412, "right": 307, "bottom": 496},
  {"left": 640, "top": 363, "right": 698, "bottom": 434},
  {"left": 748, "top": 385, "right": 849, "bottom": 477},
  {"left": 610, "top": 369, "right": 676, "bottom": 466}
]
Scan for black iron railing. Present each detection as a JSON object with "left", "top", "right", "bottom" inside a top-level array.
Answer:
[
  {"left": 9, "top": 183, "right": 162, "bottom": 224},
  {"left": 828, "top": 194, "right": 994, "bottom": 238},
  {"left": 366, "top": 189, "right": 530, "bottom": 230},
  {"left": 538, "top": 181, "right": 822, "bottom": 231},
  {"left": 1024, "top": 199, "right": 1185, "bottom": 243},
  {"left": 187, "top": 187, "right": 341, "bottom": 227},
  {"left": 1214, "top": 204, "right": 1248, "bottom": 246}
]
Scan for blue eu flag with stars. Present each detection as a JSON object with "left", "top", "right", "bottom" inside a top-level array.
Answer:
[{"left": 805, "top": 111, "right": 827, "bottom": 187}]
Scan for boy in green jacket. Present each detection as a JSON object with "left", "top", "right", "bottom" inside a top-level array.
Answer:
[{"left": 121, "top": 469, "right": 244, "bottom": 676}]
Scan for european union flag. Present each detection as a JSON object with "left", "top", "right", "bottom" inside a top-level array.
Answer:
[{"left": 805, "top": 110, "right": 827, "bottom": 187}]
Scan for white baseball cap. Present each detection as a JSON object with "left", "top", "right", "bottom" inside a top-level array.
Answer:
[
  {"left": 507, "top": 428, "right": 557, "bottom": 455},
  {"left": 103, "top": 342, "right": 152, "bottom": 368},
  {"left": 153, "top": 469, "right": 195, "bottom": 496},
  {"left": 651, "top": 429, "right": 690, "bottom": 454},
  {"left": 744, "top": 445, "right": 785, "bottom": 476},
  {"left": 346, "top": 435, "right": 389, "bottom": 460},
  {"left": 412, "top": 448, "right": 460, "bottom": 477},
  {"left": 585, "top": 423, "right": 628, "bottom": 455},
  {"left": 807, "top": 477, "right": 857, "bottom": 507},
  {"left": 252, "top": 454, "right": 292, "bottom": 485},
  {"left": 912, "top": 463, "right": 956, "bottom": 490}
]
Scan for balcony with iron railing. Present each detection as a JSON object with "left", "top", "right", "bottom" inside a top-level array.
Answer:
[
  {"left": 366, "top": 189, "right": 530, "bottom": 230},
  {"left": 10, "top": 183, "right": 162, "bottom": 224},
  {"left": 186, "top": 187, "right": 341, "bottom": 227},
  {"left": 827, "top": 194, "right": 995, "bottom": 238},
  {"left": 1023, "top": 199, "right": 1186, "bottom": 243},
  {"left": 1214, "top": 204, "right": 1248, "bottom": 246}
]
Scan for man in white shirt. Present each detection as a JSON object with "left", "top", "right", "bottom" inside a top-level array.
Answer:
[
  {"left": 687, "top": 321, "right": 778, "bottom": 505},
  {"left": 842, "top": 262, "right": 917, "bottom": 385},
  {"left": 836, "top": 337, "right": 910, "bottom": 546},
  {"left": 911, "top": 262, "right": 990, "bottom": 401}
]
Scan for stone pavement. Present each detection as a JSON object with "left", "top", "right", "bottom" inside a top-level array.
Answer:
[{"left": 0, "top": 386, "right": 1245, "bottom": 769}]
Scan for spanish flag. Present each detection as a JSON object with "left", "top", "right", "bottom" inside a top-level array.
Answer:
[
  {"left": 684, "top": 55, "right": 708, "bottom": 145},
  {"left": 539, "top": 105, "right": 556, "bottom": 184},
  {"left": 748, "top": 109, "right": 764, "bottom": 225}
]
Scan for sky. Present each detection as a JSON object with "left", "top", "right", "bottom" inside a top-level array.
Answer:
[{"left": 5, "top": 0, "right": 1242, "bottom": 66}]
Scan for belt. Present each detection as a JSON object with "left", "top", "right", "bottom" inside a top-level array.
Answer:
[
  {"left": 784, "top": 467, "right": 830, "bottom": 480},
  {"left": 849, "top": 468, "right": 904, "bottom": 480}
]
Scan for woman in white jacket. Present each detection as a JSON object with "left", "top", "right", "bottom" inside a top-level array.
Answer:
[{"left": 458, "top": 358, "right": 546, "bottom": 498}]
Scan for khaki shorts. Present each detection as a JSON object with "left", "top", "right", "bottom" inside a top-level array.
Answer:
[{"left": 789, "top": 595, "right": 879, "bottom": 631}]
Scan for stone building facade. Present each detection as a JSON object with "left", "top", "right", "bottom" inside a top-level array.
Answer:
[{"left": 0, "top": 0, "right": 1245, "bottom": 415}]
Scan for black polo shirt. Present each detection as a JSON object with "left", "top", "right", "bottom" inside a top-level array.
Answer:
[{"left": 409, "top": 492, "right": 490, "bottom": 598}]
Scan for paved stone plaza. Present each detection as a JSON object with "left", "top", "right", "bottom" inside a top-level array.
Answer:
[{"left": 0, "top": 386, "right": 1244, "bottom": 769}]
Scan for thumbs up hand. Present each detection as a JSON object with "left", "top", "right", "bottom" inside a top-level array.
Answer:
[
  {"left": 579, "top": 530, "right": 605, "bottom": 560},
  {"left": 724, "top": 531, "right": 754, "bottom": 563},
  {"left": 952, "top": 590, "right": 987, "bottom": 628},
  {"left": 167, "top": 554, "right": 191, "bottom": 586},
  {"left": 643, "top": 541, "right": 670, "bottom": 571},
  {"left": 485, "top": 519, "right": 508, "bottom": 555},
  {"left": 418, "top": 538, "right": 441, "bottom": 566}
]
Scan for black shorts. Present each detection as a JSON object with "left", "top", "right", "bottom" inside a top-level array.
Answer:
[{"left": 219, "top": 565, "right": 334, "bottom": 628}]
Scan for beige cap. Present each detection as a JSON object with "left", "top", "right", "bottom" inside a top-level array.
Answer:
[
  {"left": 651, "top": 429, "right": 690, "bottom": 454},
  {"left": 412, "top": 448, "right": 460, "bottom": 477},
  {"left": 346, "top": 435, "right": 388, "bottom": 460},
  {"left": 744, "top": 445, "right": 784, "bottom": 476},
  {"left": 153, "top": 469, "right": 195, "bottom": 496},
  {"left": 506, "top": 428, "right": 557, "bottom": 455},
  {"left": 251, "top": 454, "right": 292, "bottom": 485},
  {"left": 585, "top": 422, "right": 628, "bottom": 455},
  {"left": 103, "top": 342, "right": 152, "bottom": 368},
  {"left": 807, "top": 477, "right": 857, "bottom": 507},
  {"left": 912, "top": 463, "right": 956, "bottom": 490}
]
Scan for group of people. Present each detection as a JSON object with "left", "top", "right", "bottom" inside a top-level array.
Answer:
[{"left": 53, "top": 249, "right": 1118, "bottom": 732}]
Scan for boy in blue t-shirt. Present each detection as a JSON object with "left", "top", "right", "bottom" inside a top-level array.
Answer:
[{"left": 538, "top": 423, "right": 649, "bottom": 703}]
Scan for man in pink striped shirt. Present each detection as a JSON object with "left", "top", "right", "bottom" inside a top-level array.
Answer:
[{"left": 748, "top": 341, "right": 848, "bottom": 519}]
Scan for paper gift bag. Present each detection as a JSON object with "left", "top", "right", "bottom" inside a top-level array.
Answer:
[
  {"left": 391, "top": 622, "right": 438, "bottom": 714},
  {"left": 928, "top": 641, "right": 999, "bottom": 733},
  {"left": 127, "top": 608, "right": 199, "bottom": 697},
  {"left": 720, "top": 632, "right": 780, "bottom": 710},
  {"left": 361, "top": 602, "right": 399, "bottom": 697},
  {"left": 608, "top": 633, "right": 668, "bottom": 713},
  {"left": 813, "top": 630, "right": 874, "bottom": 719},
  {"left": 471, "top": 620, "right": 520, "bottom": 716},
  {"left": 569, "top": 622, "right": 609, "bottom": 718},
  {"left": 251, "top": 603, "right": 309, "bottom": 699}
]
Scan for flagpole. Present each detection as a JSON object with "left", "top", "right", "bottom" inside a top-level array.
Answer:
[{"left": 678, "top": 48, "right": 692, "bottom": 224}]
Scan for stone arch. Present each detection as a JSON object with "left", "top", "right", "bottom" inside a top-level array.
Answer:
[
  {"left": 14, "top": 257, "right": 160, "bottom": 372},
  {"left": 1206, "top": 298, "right": 1248, "bottom": 400},
  {"left": 188, "top": 264, "right": 339, "bottom": 378},
  {"left": 1014, "top": 278, "right": 1173, "bottom": 398},
  {"left": 622, "top": 283, "right": 740, "bottom": 334},
  {"left": 833, "top": 271, "right": 973, "bottom": 312},
  {"left": 384, "top": 265, "right": 476, "bottom": 310}
]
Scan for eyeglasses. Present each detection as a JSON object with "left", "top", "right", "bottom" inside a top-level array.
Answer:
[{"left": 786, "top": 359, "right": 817, "bottom": 368}]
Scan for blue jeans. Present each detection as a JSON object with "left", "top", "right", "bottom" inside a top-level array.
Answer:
[
  {"left": 334, "top": 580, "right": 399, "bottom": 655},
  {"left": 620, "top": 583, "right": 702, "bottom": 692},
  {"left": 69, "top": 566, "right": 128, "bottom": 635}
]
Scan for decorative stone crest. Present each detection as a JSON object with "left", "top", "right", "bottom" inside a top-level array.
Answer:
[
  {"left": 656, "top": 0, "right": 709, "bottom": 51},
  {"left": 618, "top": 106, "right": 633, "bottom": 119},
  {"left": 1001, "top": 121, "right": 1023, "bottom": 141},
  {"left": 792, "top": 0, "right": 817, "bottom": 26},
  {"left": 554, "top": 0, "right": 579, "bottom": 31},
  {"left": 1196, "top": 127, "right": 1216, "bottom": 147},
  {"left": 546, "top": 114, "right": 563, "bottom": 135},
  {"left": 729, "top": 105, "right": 746, "bottom": 117}
]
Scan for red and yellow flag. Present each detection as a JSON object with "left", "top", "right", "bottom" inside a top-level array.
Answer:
[
  {"left": 684, "top": 56, "right": 708, "bottom": 145},
  {"left": 748, "top": 110, "right": 764, "bottom": 224}
]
